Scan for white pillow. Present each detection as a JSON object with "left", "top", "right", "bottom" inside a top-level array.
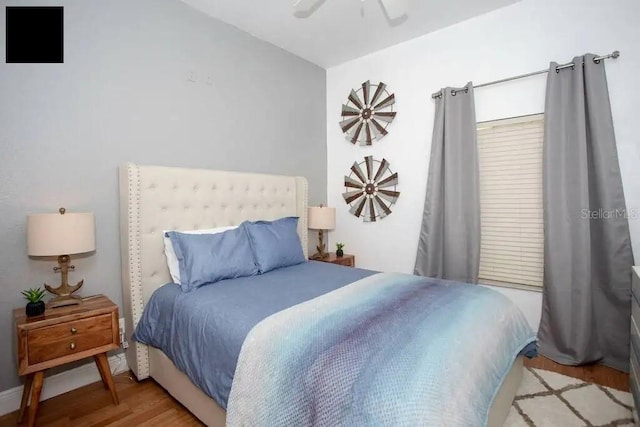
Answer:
[{"left": 163, "top": 226, "right": 238, "bottom": 284}]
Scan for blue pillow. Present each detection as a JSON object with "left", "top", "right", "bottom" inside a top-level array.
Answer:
[
  {"left": 245, "top": 217, "right": 306, "bottom": 274},
  {"left": 167, "top": 225, "right": 258, "bottom": 292}
]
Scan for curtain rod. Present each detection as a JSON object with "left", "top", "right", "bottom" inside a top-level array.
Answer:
[{"left": 431, "top": 50, "right": 620, "bottom": 99}]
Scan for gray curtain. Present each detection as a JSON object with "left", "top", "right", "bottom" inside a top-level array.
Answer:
[
  {"left": 414, "top": 82, "right": 480, "bottom": 283},
  {"left": 538, "top": 54, "right": 634, "bottom": 372}
]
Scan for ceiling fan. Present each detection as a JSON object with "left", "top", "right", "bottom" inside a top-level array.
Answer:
[{"left": 293, "top": 0, "right": 408, "bottom": 26}]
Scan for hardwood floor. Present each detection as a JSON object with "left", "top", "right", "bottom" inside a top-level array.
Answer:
[
  {"left": 0, "top": 356, "right": 629, "bottom": 426},
  {"left": 0, "top": 372, "right": 202, "bottom": 427},
  {"left": 524, "top": 354, "right": 629, "bottom": 391}
]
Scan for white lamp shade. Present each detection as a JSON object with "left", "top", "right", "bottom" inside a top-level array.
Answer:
[
  {"left": 308, "top": 206, "right": 336, "bottom": 230},
  {"left": 27, "top": 212, "right": 96, "bottom": 256}
]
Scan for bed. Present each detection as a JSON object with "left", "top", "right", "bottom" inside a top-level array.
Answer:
[{"left": 119, "top": 163, "right": 533, "bottom": 426}]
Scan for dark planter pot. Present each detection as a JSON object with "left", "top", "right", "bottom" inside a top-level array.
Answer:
[
  {"left": 26, "top": 301, "right": 45, "bottom": 317},
  {"left": 336, "top": 249, "right": 344, "bottom": 257}
]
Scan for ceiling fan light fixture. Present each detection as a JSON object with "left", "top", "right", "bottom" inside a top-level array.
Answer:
[{"left": 293, "top": 0, "right": 408, "bottom": 26}]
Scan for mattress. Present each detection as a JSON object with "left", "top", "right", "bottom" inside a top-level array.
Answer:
[{"left": 133, "top": 261, "right": 374, "bottom": 408}]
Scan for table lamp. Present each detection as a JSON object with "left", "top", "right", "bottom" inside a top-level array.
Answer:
[
  {"left": 308, "top": 205, "right": 335, "bottom": 260},
  {"left": 27, "top": 208, "right": 96, "bottom": 308}
]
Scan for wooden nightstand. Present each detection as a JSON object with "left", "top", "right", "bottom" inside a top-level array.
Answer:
[
  {"left": 13, "top": 295, "right": 120, "bottom": 427},
  {"left": 312, "top": 253, "right": 355, "bottom": 267}
]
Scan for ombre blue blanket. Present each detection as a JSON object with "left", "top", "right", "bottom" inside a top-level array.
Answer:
[{"left": 227, "top": 272, "right": 536, "bottom": 426}]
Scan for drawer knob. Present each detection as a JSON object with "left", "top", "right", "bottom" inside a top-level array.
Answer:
[
  {"left": 70, "top": 342, "right": 76, "bottom": 350},
  {"left": 70, "top": 327, "right": 77, "bottom": 334}
]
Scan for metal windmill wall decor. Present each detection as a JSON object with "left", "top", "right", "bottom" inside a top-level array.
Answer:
[
  {"left": 343, "top": 156, "right": 400, "bottom": 222},
  {"left": 340, "top": 81, "right": 396, "bottom": 145}
]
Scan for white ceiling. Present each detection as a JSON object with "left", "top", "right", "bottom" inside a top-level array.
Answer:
[{"left": 179, "top": 0, "right": 521, "bottom": 68}]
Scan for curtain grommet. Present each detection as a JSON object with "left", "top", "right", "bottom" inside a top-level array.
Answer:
[{"left": 451, "top": 90, "right": 456, "bottom": 96}]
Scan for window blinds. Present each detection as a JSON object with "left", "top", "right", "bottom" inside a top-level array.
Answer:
[{"left": 477, "top": 114, "right": 544, "bottom": 288}]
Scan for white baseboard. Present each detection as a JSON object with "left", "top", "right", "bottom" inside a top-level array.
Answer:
[{"left": 0, "top": 353, "right": 129, "bottom": 417}]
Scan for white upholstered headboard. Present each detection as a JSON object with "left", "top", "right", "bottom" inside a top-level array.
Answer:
[{"left": 119, "top": 163, "right": 308, "bottom": 379}]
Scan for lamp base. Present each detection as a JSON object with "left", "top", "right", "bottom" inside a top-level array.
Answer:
[
  {"left": 44, "top": 254, "right": 84, "bottom": 309},
  {"left": 311, "top": 229, "right": 329, "bottom": 260},
  {"left": 48, "top": 294, "right": 83, "bottom": 308},
  {"left": 310, "top": 252, "right": 330, "bottom": 260}
]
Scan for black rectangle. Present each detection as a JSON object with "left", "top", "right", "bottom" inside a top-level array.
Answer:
[{"left": 6, "top": 6, "right": 63, "bottom": 63}]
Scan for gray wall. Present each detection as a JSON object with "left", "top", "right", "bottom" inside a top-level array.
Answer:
[{"left": 0, "top": 0, "right": 326, "bottom": 392}]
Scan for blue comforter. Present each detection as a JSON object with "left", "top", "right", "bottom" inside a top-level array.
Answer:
[
  {"left": 227, "top": 272, "right": 536, "bottom": 426},
  {"left": 134, "top": 262, "right": 536, "bottom": 425},
  {"left": 133, "top": 261, "right": 374, "bottom": 408}
]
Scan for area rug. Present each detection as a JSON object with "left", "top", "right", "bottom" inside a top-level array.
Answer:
[{"left": 504, "top": 367, "right": 635, "bottom": 426}]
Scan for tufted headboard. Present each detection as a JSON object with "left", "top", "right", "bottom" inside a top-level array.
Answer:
[{"left": 119, "top": 163, "right": 308, "bottom": 379}]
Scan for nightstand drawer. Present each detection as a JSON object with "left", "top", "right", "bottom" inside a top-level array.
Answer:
[{"left": 28, "top": 314, "right": 113, "bottom": 365}]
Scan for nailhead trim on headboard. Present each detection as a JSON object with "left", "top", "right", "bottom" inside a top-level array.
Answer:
[{"left": 128, "top": 164, "right": 150, "bottom": 378}]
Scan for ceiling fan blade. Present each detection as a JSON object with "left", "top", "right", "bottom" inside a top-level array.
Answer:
[
  {"left": 377, "top": 0, "right": 409, "bottom": 26},
  {"left": 293, "top": 0, "right": 328, "bottom": 18},
  {"left": 345, "top": 176, "right": 365, "bottom": 189},
  {"left": 350, "top": 162, "right": 367, "bottom": 184},
  {"left": 293, "top": 0, "right": 314, "bottom": 8},
  {"left": 362, "top": 80, "right": 371, "bottom": 106},
  {"left": 348, "top": 89, "right": 364, "bottom": 110}
]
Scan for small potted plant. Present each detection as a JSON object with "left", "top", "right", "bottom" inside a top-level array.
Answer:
[
  {"left": 336, "top": 243, "right": 345, "bottom": 258},
  {"left": 21, "top": 287, "right": 46, "bottom": 317}
]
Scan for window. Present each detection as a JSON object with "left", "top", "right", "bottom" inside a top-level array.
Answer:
[{"left": 477, "top": 114, "right": 544, "bottom": 290}]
